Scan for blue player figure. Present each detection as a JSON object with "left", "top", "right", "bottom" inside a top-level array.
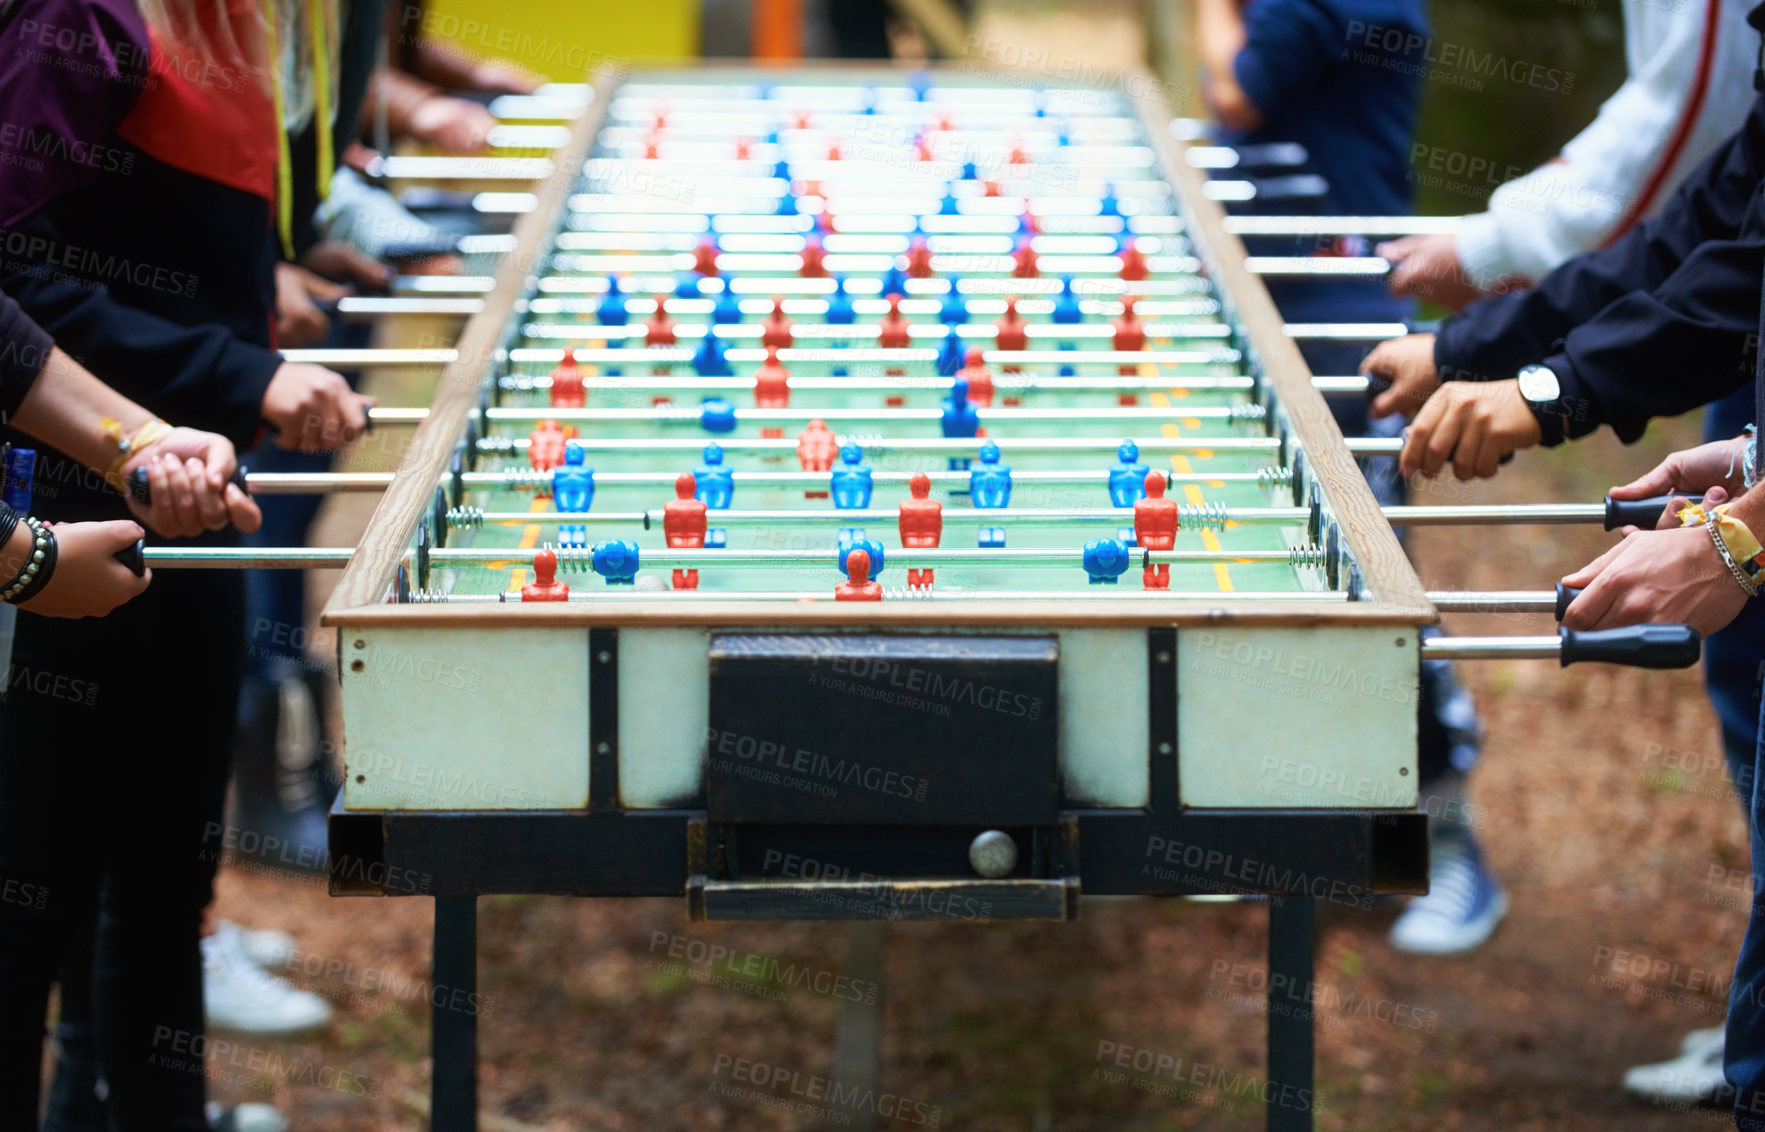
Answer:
[
  {"left": 970, "top": 440, "right": 1011, "bottom": 548},
  {"left": 1082, "top": 538, "right": 1130, "bottom": 584},
  {"left": 694, "top": 442, "right": 733, "bottom": 549},
  {"left": 831, "top": 443, "right": 873, "bottom": 510},
  {"left": 1108, "top": 440, "right": 1150, "bottom": 507},
  {"left": 941, "top": 378, "right": 981, "bottom": 477},
  {"left": 552, "top": 441, "right": 595, "bottom": 512},
  {"left": 597, "top": 275, "right": 628, "bottom": 325}
]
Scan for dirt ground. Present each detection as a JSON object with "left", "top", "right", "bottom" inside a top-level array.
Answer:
[{"left": 199, "top": 407, "right": 1756, "bottom": 1131}]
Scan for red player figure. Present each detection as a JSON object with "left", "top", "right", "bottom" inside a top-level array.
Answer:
[
  {"left": 522, "top": 549, "right": 570, "bottom": 602},
  {"left": 995, "top": 297, "right": 1027, "bottom": 372},
  {"left": 754, "top": 347, "right": 791, "bottom": 409},
  {"left": 643, "top": 131, "right": 661, "bottom": 160},
  {"left": 1008, "top": 137, "right": 1032, "bottom": 165},
  {"left": 1118, "top": 241, "right": 1148, "bottom": 282},
  {"left": 799, "top": 235, "right": 827, "bottom": 277},
  {"left": 1018, "top": 212, "right": 1040, "bottom": 236},
  {"left": 877, "top": 294, "right": 912, "bottom": 349},
  {"left": 826, "top": 139, "right": 842, "bottom": 161},
  {"left": 549, "top": 347, "right": 585, "bottom": 408},
  {"left": 836, "top": 548, "right": 883, "bottom": 602},
  {"left": 1114, "top": 296, "right": 1146, "bottom": 375},
  {"left": 906, "top": 237, "right": 934, "bottom": 278},
  {"left": 1134, "top": 471, "right": 1179, "bottom": 590},
  {"left": 761, "top": 297, "right": 794, "bottom": 349},
  {"left": 957, "top": 347, "right": 995, "bottom": 408},
  {"left": 794, "top": 109, "right": 812, "bottom": 130},
  {"left": 984, "top": 180, "right": 1003, "bottom": 198},
  {"left": 646, "top": 298, "right": 677, "bottom": 348},
  {"left": 692, "top": 237, "right": 719, "bottom": 277},
  {"left": 663, "top": 471, "right": 708, "bottom": 590},
  {"left": 529, "top": 419, "right": 569, "bottom": 472},
  {"left": 897, "top": 471, "right": 943, "bottom": 589},
  {"left": 1011, "top": 237, "right": 1039, "bottom": 279},
  {"left": 914, "top": 134, "right": 934, "bottom": 162},
  {"left": 735, "top": 136, "right": 752, "bottom": 160},
  {"left": 797, "top": 418, "right": 838, "bottom": 472}
]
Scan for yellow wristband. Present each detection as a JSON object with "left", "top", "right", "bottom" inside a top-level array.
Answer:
[
  {"left": 105, "top": 419, "right": 174, "bottom": 492},
  {"left": 1713, "top": 503, "right": 1765, "bottom": 569}
]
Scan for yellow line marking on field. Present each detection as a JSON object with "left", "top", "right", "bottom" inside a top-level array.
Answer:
[
  {"left": 506, "top": 494, "right": 550, "bottom": 590},
  {"left": 1151, "top": 389, "right": 1232, "bottom": 592}
]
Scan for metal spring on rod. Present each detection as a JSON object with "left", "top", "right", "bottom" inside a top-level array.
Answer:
[
  {"left": 497, "top": 374, "right": 541, "bottom": 393},
  {"left": 405, "top": 589, "right": 452, "bottom": 604},
  {"left": 881, "top": 585, "right": 938, "bottom": 601},
  {"left": 542, "top": 543, "right": 598, "bottom": 573},
  {"left": 1229, "top": 403, "right": 1267, "bottom": 425},
  {"left": 1287, "top": 545, "right": 1328, "bottom": 569},
  {"left": 1255, "top": 465, "right": 1294, "bottom": 491},
  {"left": 445, "top": 506, "right": 484, "bottom": 530},
  {"left": 475, "top": 435, "right": 519, "bottom": 454},
  {"left": 1176, "top": 501, "right": 1229, "bottom": 532},
  {"left": 499, "top": 469, "right": 551, "bottom": 494}
]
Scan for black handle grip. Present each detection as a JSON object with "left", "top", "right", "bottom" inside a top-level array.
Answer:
[
  {"left": 1558, "top": 624, "right": 1701, "bottom": 669},
  {"left": 126, "top": 464, "right": 250, "bottom": 506},
  {"left": 114, "top": 537, "right": 145, "bottom": 577},
  {"left": 1603, "top": 493, "right": 1702, "bottom": 532},
  {"left": 1363, "top": 373, "right": 1392, "bottom": 398},
  {"left": 1554, "top": 582, "right": 1582, "bottom": 623}
]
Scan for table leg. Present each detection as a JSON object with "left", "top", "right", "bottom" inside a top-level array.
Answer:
[
  {"left": 830, "top": 921, "right": 886, "bottom": 1131},
  {"left": 432, "top": 895, "right": 479, "bottom": 1132},
  {"left": 1266, "top": 895, "right": 1315, "bottom": 1132}
]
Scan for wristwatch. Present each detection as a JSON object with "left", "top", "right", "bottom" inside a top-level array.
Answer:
[{"left": 1516, "top": 364, "right": 1568, "bottom": 446}]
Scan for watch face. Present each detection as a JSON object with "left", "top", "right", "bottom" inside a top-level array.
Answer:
[{"left": 1517, "top": 365, "right": 1560, "bottom": 404}]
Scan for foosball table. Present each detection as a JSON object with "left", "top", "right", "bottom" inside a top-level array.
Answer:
[{"left": 116, "top": 62, "right": 1704, "bottom": 1131}]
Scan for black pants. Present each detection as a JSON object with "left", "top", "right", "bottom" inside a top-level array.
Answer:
[{"left": 0, "top": 562, "right": 241, "bottom": 1130}]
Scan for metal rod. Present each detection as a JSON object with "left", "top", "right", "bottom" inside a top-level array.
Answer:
[
  {"left": 1418, "top": 636, "right": 1562, "bottom": 660},
  {"left": 460, "top": 505, "right": 1307, "bottom": 527},
  {"left": 1245, "top": 257, "right": 1389, "bottom": 277},
  {"left": 470, "top": 405, "right": 1260, "bottom": 425},
  {"left": 417, "top": 588, "right": 1351, "bottom": 603},
  {"left": 1224, "top": 216, "right": 1462, "bottom": 238},
  {"left": 501, "top": 373, "right": 1261, "bottom": 394},
  {"left": 479, "top": 435, "right": 1405, "bottom": 456},
  {"left": 430, "top": 545, "right": 1313, "bottom": 567},
  {"left": 1426, "top": 591, "right": 1556, "bottom": 614},
  {"left": 335, "top": 297, "right": 486, "bottom": 318},
  {"left": 143, "top": 547, "right": 354, "bottom": 568},
  {"left": 280, "top": 348, "right": 457, "bottom": 368},
  {"left": 483, "top": 436, "right": 1291, "bottom": 454}
]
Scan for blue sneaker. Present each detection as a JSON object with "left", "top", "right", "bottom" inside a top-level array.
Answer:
[{"left": 1389, "top": 837, "right": 1508, "bottom": 955}]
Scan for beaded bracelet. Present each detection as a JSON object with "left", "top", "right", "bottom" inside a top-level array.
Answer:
[
  {"left": 1708, "top": 512, "right": 1761, "bottom": 599},
  {"left": 0, "top": 516, "right": 54, "bottom": 604}
]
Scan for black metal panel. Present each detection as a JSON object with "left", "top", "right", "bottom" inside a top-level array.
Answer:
[
  {"left": 342, "top": 808, "right": 1426, "bottom": 899},
  {"left": 706, "top": 634, "right": 1059, "bottom": 826},
  {"left": 1077, "top": 809, "right": 1428, "bottom": 898},
  {"left": 379, "top": 810, "right": 694, "bottom": 897},
  {"left": 588, "top": 628, "right": 619, "bottom": 810},
  {"left": 728, "top": 823, "right": 1038, "bottom": 881}
]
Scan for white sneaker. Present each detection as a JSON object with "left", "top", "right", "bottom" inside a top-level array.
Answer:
[
  {"left": 1624, "top": 1025, "right": 1732, "bottom": 1105},
  {"left": 203, "top": 922, "right": 332, "bottom": 1036},
  {"left": 218, "top": 919, "right": 299, "bottom": 970},
  {"left": 1681, "top": 1024, "right": 1726, "bottom": 1056},
  {"left": 206, "top": 1101, "right": 291, "bottom": 1132},
  {"left": 1389, "top": 838, "right": 1508, "bottom": 956}
]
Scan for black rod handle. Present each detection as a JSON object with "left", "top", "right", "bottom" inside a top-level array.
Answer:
[
  {"left": 126, "top": 464, "right": 250, "bottom": 507},
  {"left": 1604, "top": 493, "right": 1702, "bottom": 532},
  {"left": 1554, "top": 582, "right": 1582, "bottom": 622},
  {"left": 114, "top": 537, "right": 145, "bottom": 576},
  {"left": 1558, "top": 624, "right": 1701, "bottom": 669}
]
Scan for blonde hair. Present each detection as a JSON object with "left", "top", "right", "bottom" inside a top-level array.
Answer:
[{"left": 136, "top": 0, "right": 340, "bottom": 131}]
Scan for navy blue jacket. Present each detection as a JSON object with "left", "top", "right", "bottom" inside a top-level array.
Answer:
[{"left": 1434, "top": 92, "right": 1765, "bottom": 444}]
